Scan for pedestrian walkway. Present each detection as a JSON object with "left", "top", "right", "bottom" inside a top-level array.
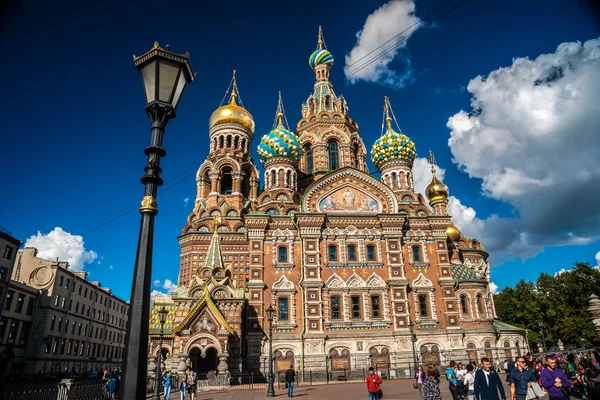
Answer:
[{"left": 166, "top": 379, "right": 453, "bottom": 400}]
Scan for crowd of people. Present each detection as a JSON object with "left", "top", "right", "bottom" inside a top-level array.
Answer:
[{"left": 407, "top": 350, "right": 600, "bottom": 400}]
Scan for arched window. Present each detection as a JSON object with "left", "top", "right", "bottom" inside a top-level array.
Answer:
[
  {"left": 233, "top": 136, "right": 239, "bottom": 149},
  {"left": 516, "top": 341, "right": 521, "bottom": 357},
  {"left": 477, "top": 294, "right": 484, "bottom": 315},
  {"left": 286, "top": 170, "right": 291, "bottom": 187},
  {"left": 219, "top": 136, "right": 224, "bottom": 149},
  {"left": 304, "top": 144, "right": 313, "bottom": 174},
  {"left": 461, "top": 295, "right": 469, "bottom": 314},
  {"left": 367, "top": 245, "right": 376, "bottom": 261},
  {"left": 391, "top": 173, "right": 398, "bottom": 188},
  {"left": 328, "top": 245, "right": 338, "bottom": 262},
  {"left": 278, "top": 247, "right": 288, "bottom": 263},
  {"left": 241, "top": 138, "right": 247, "bottom": 152},
  {"left": 220, "top": 167, "right": 232, "bottom": 195},
  {"left": 347, "top": 245, "right": 357, "bottom": 261},
  {"left": 226, "top": 135, "right": 232, "bottom": 148},
  {"left": 328, "top": 140, "right": 339, "bottom": 170},
  {"left": 271, "top": 170, "right": 276, "bottom": 188},
  {"left": 412, "top": 246, "right": 421, "bottom": 262},
  {"left": 418, "top": 294, "right": 428, "bottom": 317},
  {"left": 353, "top": 143, "right": 360, "bottom": 168}
]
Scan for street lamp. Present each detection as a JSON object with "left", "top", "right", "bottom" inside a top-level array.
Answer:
[
  {"left": 266, "top": 305, "right": 276, "bottom": 397},
  {"left": 152, "top": 306, "right": 169, "bottom": 400},
  {"left": 408, "top": 321, "right": 418, "bottom": 376},
  {"left": 538, "top": 320, "right": 547, "bottom": 353},
  {"left": 120, "top": 42, "right": 195, "bottom": 400}
]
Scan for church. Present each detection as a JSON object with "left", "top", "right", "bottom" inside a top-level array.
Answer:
[{"left": 148, "top": 27, "right": 526, "bottom": 380}]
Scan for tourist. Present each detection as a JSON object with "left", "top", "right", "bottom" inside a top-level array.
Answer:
[
  {"left": 105, "top": 373, "right": 117, "bottom": 400},
  {"left": 366, "top": 367, "right": 382, "bottom": 400},
  {"left": 187, "top": 372, "right": 197, "bottom": 400},
  {"left": 415, "top": 365, "right": 426, "bottom": 399},
  {"left": 163, "top": 370, "right": 172, "bottom": 399},
  {"left": 464, "top": 364, "right": 476, "bottom": 400},
  {"left": 457, "top": 363, "right": 467, "bottom": 400},
  {"left": 446, "top": 361, "right": 460, "bottom": 400},
  {"left": 540, "top": 355, "right": 571, "bottom": 400},
  {"left": 423, "top": 364, "right": 443, "bottom": 400},
  {"left": 504, "top": 360, "right": 510, "bottom": 382},
  {"left": 285, "top": 366, "right": 296, "bottom": 397},
  {"left": 179, "top": 376, "right": 187, "bottom": 400},
  {"left": 509, "top": 357, "right": 536, "bottom": 400},
  {"left": 474, "top": 357, "right": 506, "bottom": 400}
]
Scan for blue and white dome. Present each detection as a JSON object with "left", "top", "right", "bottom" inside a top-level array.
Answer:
[{"left": 257, "top": 121, "right": 301, "bottom": 162}]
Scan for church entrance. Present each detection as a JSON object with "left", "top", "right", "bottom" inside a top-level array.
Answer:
[{"left": 189, "top": 347, "right": 218, "bottom": 379}]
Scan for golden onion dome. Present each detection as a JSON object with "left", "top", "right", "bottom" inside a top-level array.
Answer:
[
  {"left": 446, "top": 224, "right": 461, "bottom": 242},
  {"left": 426, "top": 175, "right": 449, "bottom": 202},
  {"left": 208, "top": 92, "right": 255, "bottom": 133}
]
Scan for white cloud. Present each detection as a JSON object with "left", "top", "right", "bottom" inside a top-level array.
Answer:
[
  {"left": 162, "top": 279, "right": 177, "bottom": 292},
  {"left": 150, "top": 290, "right": 168, "bottom": 300},
  {"left": 446, "top": 38, "right": 600, "bottom": 259},
  {"left": 153, "top": 279, "right": 161, "bottom": 287},
  {"left": 489, "top": 282, "right": 499, "bottom": 294},
  {"left": 183, "top": 197, "right": 190, "bottom": 208},
  {"left": 344, "top": 0, "right": 421, "bottom": 88},
  {"left": 24, "top": 227, "right": 98, "bottom": 272},
  {"left": 594, "top": 251, "right": 600, "bottom": 270}
]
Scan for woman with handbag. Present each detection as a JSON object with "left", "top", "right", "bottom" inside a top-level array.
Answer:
[{"left": 415, "top": 366, "right": 426, "bottom": 399}]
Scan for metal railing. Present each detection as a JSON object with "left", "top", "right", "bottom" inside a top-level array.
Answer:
[{"left": 0, "top": 379, "right": 106, "bottom": 400}]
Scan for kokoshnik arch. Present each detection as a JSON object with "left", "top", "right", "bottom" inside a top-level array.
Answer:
[{"left": 148, "top": 27, "right": 526, "bottom": 379}]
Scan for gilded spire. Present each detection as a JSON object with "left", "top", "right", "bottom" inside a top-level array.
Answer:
[
  {"left": 384, "top": 96, "right": 392, "bottom": 131},
  {"left": 276, "top": 91, "right": 284, "bottom": 127},
  {"left": 317, "top": 26, "right": 324, "bottom": 50},
  {"left": 229, "top": 70, "right": 238, "bottom": 105},
  {"left": 429, "top": 150, "right": 437, "bottom": 175}
]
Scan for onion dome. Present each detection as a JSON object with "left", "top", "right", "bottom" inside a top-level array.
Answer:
[
  {"left": 309, "top": 26, "right": 334, "bottom": 70},
  {"left": 257, "top": 94, "right": 300, "bottom": 162},
  {"left": 209, "top": 72, "right": 255, "bottom": 133},
  {"left": 446, "top": 224, "right": 461, "bottom": 242},
  {"left": 426, "top": 175, "right": 449, "bottom": 202},
  {"left": 371, "top": 97, "right": 416, "bottom": 168}
]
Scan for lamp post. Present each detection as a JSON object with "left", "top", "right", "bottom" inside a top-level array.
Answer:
[
  {"left": 266, "top": 305, "right": 275, "bottom": 397},
  {"left": 408, "top": 321, "right": 418, "bottom": 376},
  {"left": 152, "top": 306, "right": 169, "bottom": 400},
  {"left": 538, "top": 320, "right": 547, "bottom": 353},
  {"left": 120, "top": 42, "right": 195, "bottom": 400}
]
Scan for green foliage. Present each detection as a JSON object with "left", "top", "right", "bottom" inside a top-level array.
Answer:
[{"left": 494, "top": 262, "right": 600, "bottom": 349}]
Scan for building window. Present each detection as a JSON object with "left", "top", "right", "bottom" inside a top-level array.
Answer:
[
  {"left": 8, "top": 321, "right": 19, "bottom": 339},
  {"left": 391, "top": 173, "right": 398, "bottom": 188},
  {"left": 351, "top": 296, "right": 361, "bottom": 319},
  {"left": 0, "top": 318, "right": 6, "bottom": 339},
  {"left": 328, "top": 140, "right": 339, "bottom": 170},
  {"left": 59, "top": 276, "right": 64, "bottom": 287},
  {"left": 347, "top": 245, "right": 357, "bottom": 261},
  {"left": 20, "top": 322, "right": 30, "bottom": 342},
  {"left": 220, "top": 167, "right": 233, "bottom": 195},
  {"left": 57, "top": 318, "right": 62, "bottom": 331},
  {"left": 3, "top": 245, "right": 14, "bottom": 260},
  {"left": 371, "top": 296, "right": 381, "bottom": 318},
  {"left": 45, "top": 337, "right": 52, "bottom": 353},
  {"left": 26, "top": 298, "right": 35, "bottom": 315},
  {"left": 331, "top": 296, "right": 342, "bottom": 320},
  {"left": 328, "top": 245, "right": 338, "bottom": 262},
  {"left": 477, "top": 294, "right": 484, "bottom": 315},
  {"left": 278, "top": 247, "right": 288, "bottom": 263},
  {"left": 278, "top": 298, "right": 289, "bottom": 321},
  {"left": 15, "top": 294, "right": 24, "bottom": 313},
  {"left": 412, "top": 246, "right": 422, "bottom": 262},
  {"left": 4, "top": 291, "right": 13, "bottom": 310},
  {"left": 0, "top": 267, "right": 6, "bottom": 281},
  {"left": 461, "top": 295, "right": 469, "bottom": 314},
  {"left": 305, "top": 144, "right": 314, "bottom": 174},
  {"left": 367, "top": 245, "right": 376, "bottom": 261},
  {"left": 50, "top": 316, "right": 56, "bottom": 330},
  {"left": 61, "top": 297, "right": 66, "bottom": 308},
  {"left": 418, "top": 294, "right": 428, "bottom": 317},
  {"left": 65, "top": 278, "right": 70, "bottom": 289}
]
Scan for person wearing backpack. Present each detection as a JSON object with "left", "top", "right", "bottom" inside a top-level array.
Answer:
[
  {"left": 105, "top": 374, "right": 117, "bottom": 400},
  {"left": 179, "top": 377, "right": 187, "bottom": 400},
  {"left": 163, "top": 370, "right": 172, "bottom": 399}
]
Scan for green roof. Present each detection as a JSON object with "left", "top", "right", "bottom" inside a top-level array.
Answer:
[{"left": 493, "top": 319, "right": 526, "bottom": 332}]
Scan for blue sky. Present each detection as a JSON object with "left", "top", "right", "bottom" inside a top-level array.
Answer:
[{"left": 2, "top": 0, "right": 599, "bottom": 300}]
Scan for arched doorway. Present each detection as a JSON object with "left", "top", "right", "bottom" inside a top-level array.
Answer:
[
  {"left": 485, "top": 341, "right": 494, "bottom": 362},
  {"left": 504, "top": 341, "right": 512, "bottom": 361},
  {"left": 467, "top": 343, "right": 478, "bottom": 363},
  {"left": 189, "top": 347, "right": 219, "bottom": 378},
  {"left": 420, "top": 345, "right": 441, "bottom": 367}
]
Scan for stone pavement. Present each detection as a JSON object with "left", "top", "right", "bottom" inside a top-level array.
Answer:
[{"left": 167, "top": 379, "right": 457, "bottom": 400}]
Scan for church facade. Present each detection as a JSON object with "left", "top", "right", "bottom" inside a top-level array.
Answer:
[{"left": 148, "top": 28, "right": 526, "bottom": 380}]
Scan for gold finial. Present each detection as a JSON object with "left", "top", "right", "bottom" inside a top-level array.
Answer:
[
  {"left": 276, "top": 91, "right": 284, "bottom": 126},
  {"left": 213, "top": 215, "right": 222, "bottom": 232},
  {"left": 229, "top": 70, "right": 238, "bottom": 105},
  {"left": 429, "top": 150, "right": 436, "bottom": 174},
  {"left": 384, "top": 96, "right": 392, "bottom": 131},
  {"left": 317, "top": 26, "right": 323, "bottom": 50}
]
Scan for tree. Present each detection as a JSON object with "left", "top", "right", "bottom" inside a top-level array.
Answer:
[{"left": 494, "top": 262, "right": 600, "bottom": 349}]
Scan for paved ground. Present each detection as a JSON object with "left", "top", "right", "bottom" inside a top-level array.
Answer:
[{"left": 167, "top": 379, "right": 458, "bottom": 400}]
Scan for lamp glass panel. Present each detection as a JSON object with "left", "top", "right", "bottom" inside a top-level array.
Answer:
[
  {"left": 140, "top": 60, "right": 157, "bottom": 104},
  {"left": 157, "top": 60, "right": 180, "bottom": 103},
  {"left": 171, "top": 71, "right": 187, "bottom": 109}
]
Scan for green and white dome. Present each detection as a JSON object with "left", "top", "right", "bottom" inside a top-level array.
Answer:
[
  {"left": 257, "top": 121, "right": 301, "bottom": 162},
  {"left": 371, "top": 127, "right": 417, "bottom": 168}
]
